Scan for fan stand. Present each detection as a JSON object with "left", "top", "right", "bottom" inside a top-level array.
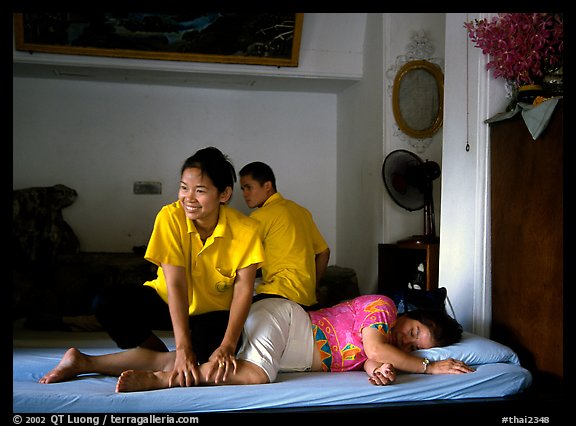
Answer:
[
  {"left": 398, "top": 184, "right": 439, "bottom": 245},
  {"left": 422, "top": 194, "right": 439, "bottom": 243}
]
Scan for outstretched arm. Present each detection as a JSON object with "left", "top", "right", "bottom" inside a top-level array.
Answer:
[
  {"left": 205, "top": 263, "right": 257, "bottom": 381},
  {"left": 361, "top": 327, "right": 473, "bottom": 382},
  {"left": 163, "top": 263, "right": 200, "bottom": 387}
]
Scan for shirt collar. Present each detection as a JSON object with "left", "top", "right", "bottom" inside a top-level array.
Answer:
[
  {"left": 262, "top": 192, "right": 283, "bottom": 208},
  {"left": 186, "top": 204, "right": 229, "bottom": 240}
]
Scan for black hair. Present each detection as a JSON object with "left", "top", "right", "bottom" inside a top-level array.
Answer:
[
  {"left": 403, "top": 309, "right": 463, "bottom": 347},
  {"left": 239, "top": 161, "right": 277, "bottom": 192},
  {"left": 181, "top": 147, "right": 236, "bottom": 193}
]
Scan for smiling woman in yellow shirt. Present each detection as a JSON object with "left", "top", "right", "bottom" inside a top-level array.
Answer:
[
  {"left": 93, "top": 147, "right": 264, "bottom": 388},
  {"left": 144, "top": 200, "right": 262, "bottom": 314},
  {"left": 239, "top": 161, "right": 330, "bottom": 308}
]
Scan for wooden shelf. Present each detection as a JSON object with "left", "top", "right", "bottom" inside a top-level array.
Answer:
[{"left": 377, "top": 242, "right": 439, "bottom": 297}]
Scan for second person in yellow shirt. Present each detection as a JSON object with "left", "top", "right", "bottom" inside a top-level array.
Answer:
[{"left": 239, "top": 161, "right": 330, "bottom": 309}]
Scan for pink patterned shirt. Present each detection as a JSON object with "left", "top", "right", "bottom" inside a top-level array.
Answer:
[{"left": 309, "top": 295, "right": 397, "bottom": 372}]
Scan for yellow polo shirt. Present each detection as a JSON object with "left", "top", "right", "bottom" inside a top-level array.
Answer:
[
  {"left": 251, "top": 192, "right": 328, "bottom": 306},
  {"left": 144, "top": 202, "right": 264, "bottom": 315}
]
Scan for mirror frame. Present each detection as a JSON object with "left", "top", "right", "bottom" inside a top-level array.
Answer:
[{"left": 392, "top": 60, "right": 444, "bottom": 139}]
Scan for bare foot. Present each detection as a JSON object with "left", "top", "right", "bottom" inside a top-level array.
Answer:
[
  {"left": 39, "top": 348, "right": 87, "bottom": 384},
  {"left": 116, "top": 370, "right": 172, "bottom": 393}
]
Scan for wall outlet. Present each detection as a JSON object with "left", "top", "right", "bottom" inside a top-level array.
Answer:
[{"left": 133, "top": 181, "right": 162, "bottom": 194}]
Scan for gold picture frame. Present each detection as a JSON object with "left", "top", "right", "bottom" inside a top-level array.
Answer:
[
  {"left": 14, "top": 13, "right": 303, "bottom": 67},
  {"left": 392, "top": 60, "right": 444, "bottom": 140}
]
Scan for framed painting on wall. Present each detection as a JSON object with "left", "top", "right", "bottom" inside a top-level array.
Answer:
[{"left": 13, "top": 13, "right": 304, "bottom": 67}]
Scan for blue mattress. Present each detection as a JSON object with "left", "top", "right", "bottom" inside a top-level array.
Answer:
[{"left": 13, "top": 328, "right": 532, "bottom": 414}]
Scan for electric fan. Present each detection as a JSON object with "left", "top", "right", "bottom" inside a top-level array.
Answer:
[{"left": 382, "top": 149, "right": 441, "bottom": 243}]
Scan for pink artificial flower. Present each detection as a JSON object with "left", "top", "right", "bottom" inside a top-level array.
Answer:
[{"left": 464, "top": 13, "right": 563, "bottom": 86}]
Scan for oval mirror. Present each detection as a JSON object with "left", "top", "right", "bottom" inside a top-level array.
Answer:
[{"left": 392, "top": 60, "right": 444, "bottom": 139}]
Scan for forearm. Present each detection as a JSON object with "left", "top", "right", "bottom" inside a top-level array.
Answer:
[
  {"left": 362, "top": 327, "right": 428, "bottom": 374},
  {"left": 364, "top": 358, "right": 397, "bottom": 385},
  {"left": 315, "top": 248, "right": 330, "bottom": 283},
  {"left": 367, "top": 343, "right": 428, "bottom": 373},
  {"left": 363, "top": 359, "right": 381, "bottom": 376},
  {"left": 365, "top": 340, "right": 472, "bottom": 375},
  {"left": 168, "top": 292, "right": 192, "bottom": 351},
  {"left": 172, "top": 324, "right": 191, "bottom": 353},
  {"left": 163, "top": 264, "right": 192, "bottom": 352},
  {"left": 221, "top": 270, "right": 255, "bottom": 349},
  {"left": 222, "top": 293, "right": 251, "bottom": 348}
]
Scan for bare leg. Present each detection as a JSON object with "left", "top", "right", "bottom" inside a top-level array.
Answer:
[
  {"left": 116, "top": 360, "right": 269, "bottom": 392},
  {"left": 116, "top": 370, "right": 170, "bottom": 392},
  {"left": 39, "top": 348, "right": 91, "bottom": 384},
  {"left": 139, "top": 334, "right": 169, "bottom": 352},
  {"left": 39, "top": 347, "right": 176, "bottom": 384}
]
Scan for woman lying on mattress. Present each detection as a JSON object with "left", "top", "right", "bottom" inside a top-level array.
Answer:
[{"left": 39, "top": 294, "right": 474, "bottom": 392}]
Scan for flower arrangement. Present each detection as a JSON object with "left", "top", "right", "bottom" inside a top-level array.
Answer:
[{"left": 464, "top": 13, "right": 563, "bottom": 87}]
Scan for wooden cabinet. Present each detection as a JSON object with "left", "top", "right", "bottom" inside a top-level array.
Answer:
[
  {"left": 378, "top": 242, "right": 439, "bottom": 297},
  {"left": 489, "top": 100, "right": 563, "bottom": 386}
]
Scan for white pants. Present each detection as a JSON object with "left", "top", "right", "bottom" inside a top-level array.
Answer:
[{"left": 237, "top": 298, "right": 314, "bottom": 382}]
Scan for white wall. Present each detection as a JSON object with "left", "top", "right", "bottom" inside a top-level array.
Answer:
[
  {"left": 13, "top": 78, "right": 338, "bottom": 255},
  {"left": 335, "top": 13, "right": 384, "bottom": 294},
  {"left": 441, "top": 13, "right": 509, "bottom": 333},
  {"left": 382, "top": 14, "right": 446, "bottom": 243},
  {"left": 13, "top": 13, "right": 364, "bottom": 256},
  {"left": 333, "top": 13, "right": 446, "bottom": 295}
]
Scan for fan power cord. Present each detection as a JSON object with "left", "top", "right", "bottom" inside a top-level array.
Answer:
[{"left": 446, "top": 295, "right": 457, "bottom": 321}]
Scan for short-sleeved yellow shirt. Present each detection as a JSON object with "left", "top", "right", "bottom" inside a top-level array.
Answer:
[
  {"left": 251, "top": 192, "right": 329, "bottom": 306},
  {"left": 144, "top": 201, "right": 264, "bottom": 315}
]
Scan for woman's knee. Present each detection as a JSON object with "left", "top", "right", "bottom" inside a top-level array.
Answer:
[
  {"left": 243, "top": 363, "right": 271, "bottom": 385},
  {"left": 230, "top": 360, "right": 271, "bottom": 385}
]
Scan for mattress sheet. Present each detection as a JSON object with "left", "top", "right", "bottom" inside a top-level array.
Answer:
[{"left": 13, "top": 329, "right": 532, "bottom": 413}]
